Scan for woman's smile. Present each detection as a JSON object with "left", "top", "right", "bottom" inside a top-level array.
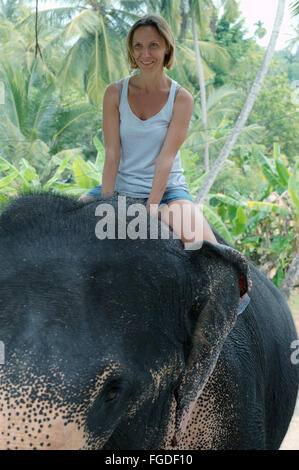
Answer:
[{"left": 141, "top": 61, "right": 154, "bottom": 66}]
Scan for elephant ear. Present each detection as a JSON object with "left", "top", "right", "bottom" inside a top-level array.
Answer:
[{"left": 173, "top": 241, "right": 251, "bottom": 446}]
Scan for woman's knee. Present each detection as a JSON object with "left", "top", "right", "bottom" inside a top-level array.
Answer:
[
  {"left": 159, "top": 199, "right": 216, "bottom": 245},
  {"left": 159, "top": 199, "right": 200, "bottom": 243}
]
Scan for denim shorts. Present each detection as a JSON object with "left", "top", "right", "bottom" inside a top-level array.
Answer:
[{"left": 87, "top": 184, "right": 193, "bottom": 206}]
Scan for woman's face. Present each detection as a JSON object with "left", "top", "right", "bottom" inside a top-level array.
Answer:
[{"left": 131, "top": 26, "right": 169, "bottom": 72}]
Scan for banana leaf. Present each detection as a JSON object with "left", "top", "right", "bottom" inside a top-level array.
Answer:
[
  {"left": 72, "top": 155, "right": 99, "bottom": 189},
  {"left": 288, "top": 167, "right": 299, "bottom": 218},
  {"left": 255, "top": 150, "right": 284, "bottom": 190},
  {"left": 43, "top": 155, "right": 73, "bottom": 190},
  {"left": 232, "top": 206, "right": 247, "bottom": 234},
  {"left": 203, "top": 203, "right": 235, "bottom": 245},
  {"left": 275, "top": 160, "right": 290, "bottom": 188},
  {"left": 207, "top": 193, "right": 247, "bottom": 208},
  {"left": 247, "top": 201, "right": 291, "bottom": 215},
  {"left": 0, "top": 172, "right": 18, "bottom": 189}
]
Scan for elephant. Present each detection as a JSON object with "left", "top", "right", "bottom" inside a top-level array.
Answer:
[{"left": 0, "top": 191, "right": 298, "bottom": 450}]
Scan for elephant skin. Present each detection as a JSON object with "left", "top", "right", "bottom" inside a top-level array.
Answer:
[{"left": 0, "top": 192, "right": 298, "bottom": 450}]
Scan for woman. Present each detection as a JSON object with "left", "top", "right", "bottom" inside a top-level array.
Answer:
[{"left": 80, "top": 14, "right": 217, "bottom": 248}]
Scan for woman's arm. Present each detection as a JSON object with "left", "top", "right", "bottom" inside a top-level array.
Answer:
[
  {"left": 146, "top": 87, "right": 194, "bottom": 210},
  {"left": 101, "top": 82, "right": 122, "bottom": 197}
]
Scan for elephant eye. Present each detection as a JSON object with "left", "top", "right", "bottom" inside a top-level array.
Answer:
[{"left": 105, "top": 387, "right": 120, "bottom": 403}]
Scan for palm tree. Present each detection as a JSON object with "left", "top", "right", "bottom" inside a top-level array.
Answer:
[
  {"left": 188, "top": 0, "right": 214, "bottom": 172},
  {"left": 31, "top": 0, "right": 138, "bottom": 106},
  {"left": 254, "top": 20, "right": 267, "bottom": 39},
  {"left": 221, "top": 0, "right": 240, "bottom": 23},
  {"left": 0, "top": 0, "right": 25, "bottom": 20},
  {"left": 0, "top": 5, "right": 99, "bottom": 171},
  {"left": 143, "top": 0, "right": 182, "bottom": 37},
  {"left": 186, "top": 0, "right": 239, "bottom": 172},
  {"left": 178, "top": 0, "right": 235, "bottom": 172},
  {"left": 0, "top": 55, "right": 98, "bottom": 170},
  {"left": 196, "top": 0, "right": 287, "bottom": 204},
  {"left": 186, "top": 85, "right": 264, "bottom": 162}
]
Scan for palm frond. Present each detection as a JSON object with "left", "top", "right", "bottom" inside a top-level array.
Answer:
[
  {"left": 30, "top": 85, "right": 60, "bottom": 141},
  {"left": 191, "top": 0, "right": 214, "bottom": 40},
  {"left": 65, "top": 8, "right": 101, "bottom": 40},
  {"left": 53, "top": 104, "right": 99, "bottom": 145},
  {"left": 206, "top": 85, "right": 240, "bottom": 111},
  {"left": 176, "top": 43, "right": 216, "bottom": 82},
  {"left": 18, "top": 6, "right": 84, "bottom": 28},
  {"left": 291, "top": 1, "right": 299, "bottom": 16},
  {"left": 185, "top": 37, "right": 232, "bottom": 71}
]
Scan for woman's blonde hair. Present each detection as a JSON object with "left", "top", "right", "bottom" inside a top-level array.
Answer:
[{"left": 126, "top": 14, "right": 175, "bottom": 70}]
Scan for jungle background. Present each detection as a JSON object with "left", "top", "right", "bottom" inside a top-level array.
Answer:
[{"left": 0, "top": 0, "right": 298, "bottom": 324}]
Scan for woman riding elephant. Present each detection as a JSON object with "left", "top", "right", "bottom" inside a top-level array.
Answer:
[
  {"left": 79, "top": 13, "right": 217, "bottom": 248},
  {"left": 80, "top": 14, "right": 250, "bottom": 314}
]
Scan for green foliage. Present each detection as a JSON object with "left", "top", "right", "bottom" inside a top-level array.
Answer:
[
  {"left": 226, "top": 48, "right": 299, "bottom": 160},
  {"left": 275, "top": 48, "right": 299, "bottom": 84},
  {"left": 0, "top": 7, "right": 102, "bottom": 172},
  {"left": 182, "top": 140, "right": 298, "bottom": 288},
  {"left": 208, "top": 145, "right": 298, "bottom": 287},
  {"left": 0, "top": 136, "right": 104, "bottom": 197},
  {"left": 254, "top": 21, "right": 267, "bottom": 40},
  {"left": 248, "top": 74, "right": 299, "bottom": 159},
  {"left": 215, "top": 16, "right": 246, "bottom": 54}
]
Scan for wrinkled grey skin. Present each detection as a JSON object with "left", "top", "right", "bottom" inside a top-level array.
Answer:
[{"left": 0, "top": 193, "right": 298, "bottom": 450}]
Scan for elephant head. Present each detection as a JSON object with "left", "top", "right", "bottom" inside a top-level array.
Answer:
[{"left": 0, "top": 193, "right": 250, "bottom": 449}]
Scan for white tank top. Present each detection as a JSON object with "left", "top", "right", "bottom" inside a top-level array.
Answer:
[{"left": 114, "top": 76, "right": 188, "bottom": 198}]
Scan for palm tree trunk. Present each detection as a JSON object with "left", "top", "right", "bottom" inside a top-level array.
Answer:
[
  {"left": 195, "top": 0, "right": 286, "bottom": 204},
  {"left": 179, "top": 0, "right": 188, "bottom": 40},
  {"left": 191, "top": 8, "right": 209, "bottom": 173}
]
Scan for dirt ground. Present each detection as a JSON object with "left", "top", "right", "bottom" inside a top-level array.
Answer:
[
  {"left": 279, "top": 288, "right": 299, "bottom": 450},
  {"left": 280, "top": 393, "right": 299, "bottom": 450}
]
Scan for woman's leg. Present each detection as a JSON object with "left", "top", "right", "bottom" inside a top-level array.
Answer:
[{"left": 158, "top": 199, "right": 217, "bottom": 248}]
